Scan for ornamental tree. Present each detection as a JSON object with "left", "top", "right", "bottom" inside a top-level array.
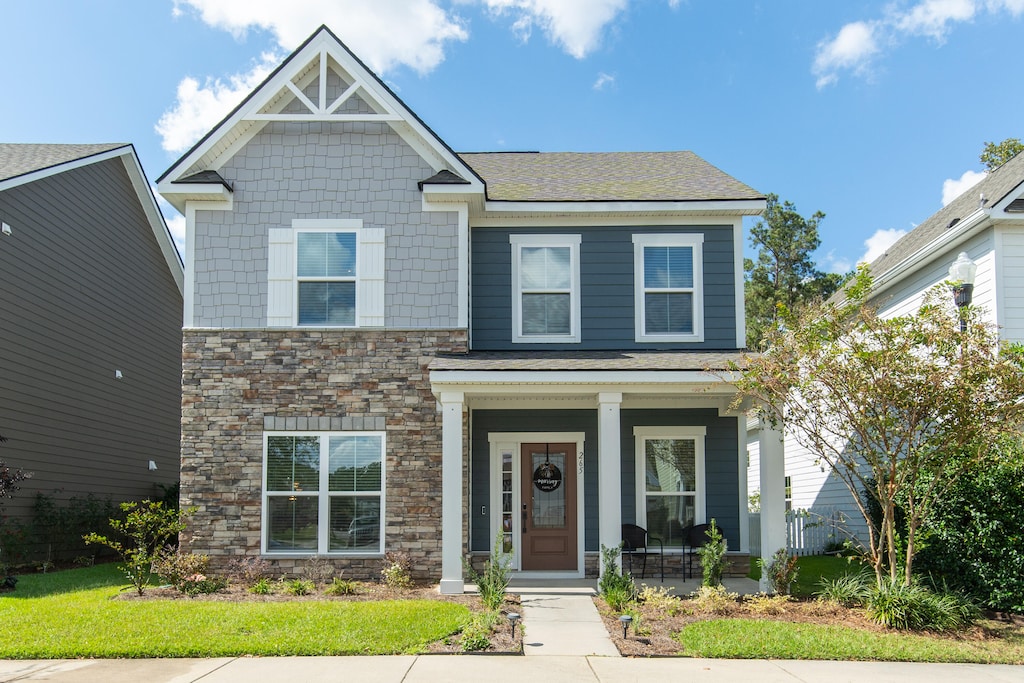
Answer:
[{"left": 731, "top": 268, "right": 1024, "bottom": 585}]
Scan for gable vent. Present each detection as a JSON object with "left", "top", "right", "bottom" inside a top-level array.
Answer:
[{"left": 1006, "top": 198, "right": 1024, "bottom": 213}]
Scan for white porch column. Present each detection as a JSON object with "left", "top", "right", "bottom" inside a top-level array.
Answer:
[
  {"left": 758, "top": 418, "right": 786, "bottom": 592},
  {"left": 439, "top": 391, "right": 465, "bottom": 595},
  {"left": 598, "top": 392, "right": 623, "bottom": 575}
]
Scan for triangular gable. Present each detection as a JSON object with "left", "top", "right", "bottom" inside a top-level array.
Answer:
[{"left": 157, "top": 25, "right": 484, "bottom": 198}]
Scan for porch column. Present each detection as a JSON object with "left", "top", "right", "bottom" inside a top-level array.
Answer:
[
  {"left": 439, "top": 391, "right": 465, "bottom": 594},
  {"left": 598, "top": 392, "right": 622, "bottom": 575},
  {"left": 758, "top": 418, "right": 786, "bottom": 592}
]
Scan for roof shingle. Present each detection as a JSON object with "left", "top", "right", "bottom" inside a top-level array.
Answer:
[
  {"left": 0, "top": 144, "right": 126, "bottom": 184},
  {"left": 458, "top": 151, "right": 763, "bottom": 202}
]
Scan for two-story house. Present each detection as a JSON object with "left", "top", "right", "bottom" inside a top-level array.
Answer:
[{"left": 158, "top": 26, "right": 776, "bottom": 593}]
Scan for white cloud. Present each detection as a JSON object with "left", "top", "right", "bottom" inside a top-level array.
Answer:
[
  {"left": 942, "top": 169, "right": 987, "bottom": 206},
  {"left": 156, "top": 52, "right": 281, "bottom": 154},
  {"left": 813, "top": 21, "right": 879, "bottom": 89},
  {"left": 821, "top": 251, "right": 853, "bottom": 274},
  {"left": 481, "top": 0, "right": 629, "bottom": 58},
  {"left": 172, "top": 0, "right": 468, "bottom": 75},
  {"left": 860, "top": 228, "right": 908, "bottom": 265},
  {"left": 593, "top": 72, "right": 616, "bottom": 90},
  {"left": 812, "top": 0, "right": 1023, "bottom": 88}
]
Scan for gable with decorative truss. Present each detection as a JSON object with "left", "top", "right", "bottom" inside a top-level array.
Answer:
[{"left": 157, "top": 25, "right": 482, "bottom": 206}]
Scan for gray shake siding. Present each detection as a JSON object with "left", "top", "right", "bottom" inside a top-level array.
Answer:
[
  {"left": 192, "top": 121, "right": 460, "bottom": 329},
  {"left": 471, "top": 225, "right": 737, "bottom": 350},
  {"left": 0, "top": 158, "right": 182, "bottom": 520},
  {"left": 469, "top": 409, "right": 740, "bottom": 554}
]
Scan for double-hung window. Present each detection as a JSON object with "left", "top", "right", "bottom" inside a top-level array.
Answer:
[
  {"left": 510, "top": 234, "right": 581, "bottom": 343},
  {"left": 633, "top": 234, "right": 704, "bottom": 342},
  {"left": 297, "top": 231, "right": 357, "bottom": 326},
  {"left": 263, "top": 432, "right": 385, "bottom": 555},
  {"left": 633, "top": 427, "right": 706, "bottom": 549}
]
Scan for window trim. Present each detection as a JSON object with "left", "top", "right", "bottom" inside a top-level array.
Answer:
[
  {"left": 632, "top": 233, "right": 704, "bottom": 343},
  {"left": 633, "top": 426, "right": 706, "bottom": 551},
  {"left": 293, "top": 219, "right": 362, "bottom": 328},
  {"left": 510, "top": 234, "right": 581, "bottom": 344},
  {"left": 261, "top": 430, "right": 386, "bottom": 557}
]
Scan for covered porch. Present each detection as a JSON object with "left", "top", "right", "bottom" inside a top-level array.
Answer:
[{"left": 429, "top": 351, "right": 787, "bottom": 594}]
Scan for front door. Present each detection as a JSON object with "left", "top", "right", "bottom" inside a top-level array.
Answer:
[{"left": 520, "top": 443, "right": 577, "bottom": 570}]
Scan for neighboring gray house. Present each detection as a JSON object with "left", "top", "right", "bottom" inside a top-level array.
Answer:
[
  {"left": 0, "top": 144, "right": 184, "bottom": 526},
  {"left": 158, "top": 26, "right": 779, "bottom": 592},
  {"left": 754, "top": 151, "right": 1024, "bottom": 554}
]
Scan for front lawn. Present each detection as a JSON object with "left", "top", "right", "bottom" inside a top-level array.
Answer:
[
  {"left": 0, "top": 565, "right": 472, "bottom": 658},
  {"left": 748, "top": 554, "right": 864, "bottom": 597}
]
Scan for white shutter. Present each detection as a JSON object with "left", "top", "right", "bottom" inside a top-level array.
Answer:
[
  {"left": 267, "top": 228, "right": 294, "bottom": 326},
  {"left": 358, "top": 227, "right": 385, "bottom": 327}
]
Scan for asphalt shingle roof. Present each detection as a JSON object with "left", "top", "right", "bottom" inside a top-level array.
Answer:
[
  {"left": 457, "top": 151, "right": 764, "bottom": 202},
  {"left": 0, "top": 144, "right": 126, "bottom": 184},
  {"left": 429, "top": 350, "right": 751, "bottom": 372},
  {"left": 869, "top": 152, "right": 1024, "bottom": 278}
]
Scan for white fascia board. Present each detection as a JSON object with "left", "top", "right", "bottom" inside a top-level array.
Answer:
[
  {"left": 118, "top": 150, "right": 185, "bottom": 293},
  {"left": 471, "top": 215, "right": 744, "bottom": 228},
  {"left": 868, "top": 208, "right": 990, "bottom": 300},
  {"left": 482, "top": 199, "right": 766, "bottom": 215},
  {"left": 990, "top": 179, "right": 1024, "bottom": 213},
  {"left": 157, "top": 181, "right": 233, "bottom": 214},
  {"left": 0, "top": 146, "right": 131, "bottom": 192}
]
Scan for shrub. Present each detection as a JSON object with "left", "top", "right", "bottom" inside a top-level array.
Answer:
[
  {"left": 83, "top": 500, "right": 194, "bottom": 595},
  {"left": 0, "top": 517, "right": 32, "bottom": 570},
  {"left": 745, "top": 593, "right": 792, "bottom": 615},
  {"left": 152, "top": 549, "right": 210, "bottom": 590},
  {"left": 249, "top": 577, "right": 274, "bottom": 595},
  {"left": 865, "top": 578, "right": 978, "bottom": 631},
  {"left": 179, "top": 573, "right": 227, "bottom": 596},
  {"left": 597, "top": 543, "right": 636, "bottom": 610},
  {"left": 758, "top": 548, "right": 799, "bottom": 595},
  {"left": 33, "top": 493, "right": 118, "bottom": 563},
  {"left": 690, "top": 585, "right": 739, "bottom": 615},
  {"left": 302, "top": 555, "right": 333, "bottom": 585},
  {"left": 464, "top": 541, "right": 513, "bottom": 611},
  {"left": 324, "top": 577, "right": 360, "bottom": 595},
  {"left": 914, "top": 438, "right": 1024, "bottom": 612},
  {"left": 815, "top": 572, "right": 870, "bottom": 607},
  {"left": 380, "top": 551, "right": 413, "bottom": 589},
  {"left": 637, "top": 584, "right": 679, "bottom": 616},
  {"left": 227, "top": 556, "right": 272, "bottom": 586},
  {"left": 459, "top": 611, "right": 499, "bottom": 652},
  {"left": 284, "top": 578, "right": 315, "bottom": 596},
  {"left": 697, "top": 519, "right": 726, "bottom": 587}
]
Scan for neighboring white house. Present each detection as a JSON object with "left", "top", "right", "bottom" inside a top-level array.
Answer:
[{"left": 749, "top": 151, "right": 1024, "bottom": 555}]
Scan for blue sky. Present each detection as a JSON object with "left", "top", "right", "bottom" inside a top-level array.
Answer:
[{"left": 3, "top": 1, "right": 1023, "bottom": 272}]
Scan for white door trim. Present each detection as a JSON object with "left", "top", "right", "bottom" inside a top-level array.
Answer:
[{"left": 488, "top": 431, "right": 586, "bottom": 578}]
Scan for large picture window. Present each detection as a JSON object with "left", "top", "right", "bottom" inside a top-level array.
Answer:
[
  {"left": 510, "top": 234, "right": 581, "bottom": 343},
  {"left": 633, "top": 234, "right": 704, "bottom": 342},
  {"left": 263, "top": 432, "right": 385, "bottom": 555},
  {"left": 297, "top": 231, "right": 357, "bottom": 326},
  {"left": 634, "top": 427, "right": 706, "bottom": 549}
]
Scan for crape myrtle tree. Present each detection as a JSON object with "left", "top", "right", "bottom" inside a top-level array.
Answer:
[
  {"left": 744, "top": 193, "right": 846, "bottom": 349},
  {"left": 730, "top": 267, "right": 1024, "bottom": 586}
]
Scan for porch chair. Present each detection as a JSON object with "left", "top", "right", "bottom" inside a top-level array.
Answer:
[
  {"left": 683, "top": 523, "right": 711, "bottom": 580},
  {"left": 621, "top": 523, "right": 664, "bottom": 582}
]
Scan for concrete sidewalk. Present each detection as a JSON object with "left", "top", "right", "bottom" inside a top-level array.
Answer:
[{"left": 1, "top": 657, "right": 1022, "bottom": 682}]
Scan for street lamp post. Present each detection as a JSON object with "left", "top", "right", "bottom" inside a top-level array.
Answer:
[{"left": 948, "top": 252, "right": 977, "bottom": 332}]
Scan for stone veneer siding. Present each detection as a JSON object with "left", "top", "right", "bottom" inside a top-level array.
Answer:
[{"left": 181, "top": 328, "right": 468, "bottom": 580}]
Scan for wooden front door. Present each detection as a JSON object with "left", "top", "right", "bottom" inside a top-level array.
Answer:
[{"left": 520, "top": 443, "right": 577, "bottom": 571}]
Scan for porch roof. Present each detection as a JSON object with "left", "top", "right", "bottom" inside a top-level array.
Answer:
[{"left": 429, "top": 350, "right": 752, "bottom": 373}]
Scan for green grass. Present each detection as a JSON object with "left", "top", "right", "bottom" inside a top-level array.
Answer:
[
  {"left": 677, "top": 618, "right": 1024, "bottom": 664},
  {"left": 0, "top": 565, "right": 471, "bottom": 658},
  {"left": 749, "top": 554, "right": 867, "bottom": 597}
]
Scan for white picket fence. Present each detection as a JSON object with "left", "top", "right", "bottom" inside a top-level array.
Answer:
[{"left": 749, "top": 506, "right": 846, "bottom": 558}]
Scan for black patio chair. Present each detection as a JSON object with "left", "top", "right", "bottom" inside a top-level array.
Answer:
[
  {"left": 684, "top": 523, "right": 711, "bottom": 580},
  {"left": 621, "top": 523, "right": 664, "bottom": 582}
]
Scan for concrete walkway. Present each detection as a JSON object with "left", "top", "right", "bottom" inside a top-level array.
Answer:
[{"left": 1, "top": 657, "right": 1022, "bottom": 682}]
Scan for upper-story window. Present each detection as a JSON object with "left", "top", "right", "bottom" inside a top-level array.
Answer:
[
  {"left": 266, "top": 219, "right": 385, "bottom": 328},
  {"left": 633, "top": 234, "right": 704, "bottom": 343},
  {"left": 297, "top": 231, "right": 357, "bottom": 326},
  {"left": 510, "top": 234, "right": 581, "bottom": 343}
]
